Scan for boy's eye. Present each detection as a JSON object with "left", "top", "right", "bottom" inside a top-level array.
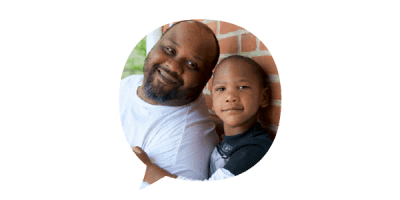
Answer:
[
  {"left": 239, "top": 86, "right": 249, "bottom": 89},
  {"left": 215, "top": 86, "right": 249, "bottom": 91},
  {"left": 215, "top": 87, "right": 225, "bottom": 91}
]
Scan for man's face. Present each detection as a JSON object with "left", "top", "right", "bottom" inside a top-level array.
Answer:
[{"left": 141, "top": 22, "right": 217, "bottom": 106}]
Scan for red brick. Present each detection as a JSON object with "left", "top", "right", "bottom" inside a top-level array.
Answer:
[
  {"left": 251, "top": 55, "right": 278, "bottom": 75},
  {"left": 162, "top": 24, "right": 169, "bottom": 33},
  {"left": 260, "top": 41, "right": 268, "bottom": 50},
  {"left": 204, "top": 94, "right": 213, "bottom": 110},
  {"left": 219, "top": 36, "right": 239, "bottom": 54},
  {"left": 191, "top": 19, "right": 205, "bottom": 22},
  {"left": 206, "top": 21, "right": 217, "bottom": 36},
  {"left": 268, "top": 82, "right": 281, "bottom": 100},
  {"left": 241, "top": 33, "right": 257, "bottom": 52},
  {"left": 266, "top": 105, "right": 281, "bottom": 126},
  {"left": 220, "top": 21, "right": 243, "bottom": 34}
]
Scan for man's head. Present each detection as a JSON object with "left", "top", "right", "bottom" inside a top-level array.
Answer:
[
  {"left": 139, "top": 20, "right": 220, "bottom": 106},
  {"left": 211, "top": 55, "right": 268, "bottom": 130}
]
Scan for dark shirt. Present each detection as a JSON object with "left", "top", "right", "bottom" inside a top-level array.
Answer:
[{"left": 210, "top": 122, "right": 273, "bottom": 176}]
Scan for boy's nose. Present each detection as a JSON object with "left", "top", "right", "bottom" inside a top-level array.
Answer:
[{"left": 225, "top": 92, "right": 238, "bottom": 102}]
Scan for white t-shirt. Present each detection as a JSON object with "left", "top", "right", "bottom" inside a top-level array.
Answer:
[
  {"left": 120, "top": 75, "right": 219, "bottom": 180},
  {"left": 138, "top": 168, "right": 236, "bottom": 190}
]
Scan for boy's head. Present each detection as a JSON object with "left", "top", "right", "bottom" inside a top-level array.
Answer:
[{"left": 211, "top": 55, "right": 268, "bottom": 130}]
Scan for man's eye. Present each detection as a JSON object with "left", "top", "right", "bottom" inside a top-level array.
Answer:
[
  {"left": 216, "top": 87, "right": 225, "bottom": 91},
  {"left": 186, "top": 60, "right": 198, "bottom": 70},
  {"left": 165, "top": 47, "right": 173, "bottom": 53},
  {"left": 239, "top": 86, "right": 249, "bottom": 89}
]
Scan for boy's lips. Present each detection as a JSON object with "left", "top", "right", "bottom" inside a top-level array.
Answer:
[{"left": 222, "top": 106, "right": 244, "bottom": 112}]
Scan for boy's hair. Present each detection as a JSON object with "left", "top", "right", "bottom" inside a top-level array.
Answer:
[{"left": 212, "top": 55, "right": 268, "bottom": 88}]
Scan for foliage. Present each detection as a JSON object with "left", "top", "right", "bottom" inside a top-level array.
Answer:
[{"left": 122, "top": 36, "right": 146, "bottom": 79}]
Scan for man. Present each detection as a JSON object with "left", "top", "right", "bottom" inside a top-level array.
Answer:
[{"left": 119, "top": 21, "right": 220, "bottom": 185}]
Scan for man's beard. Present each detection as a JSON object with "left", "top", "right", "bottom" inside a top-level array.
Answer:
[{"left": 142, "top": 64, "right": 181, "bottom": 104}]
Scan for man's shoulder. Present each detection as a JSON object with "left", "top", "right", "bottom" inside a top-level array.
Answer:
[
  {"left": 184, "top": 94, "right": 213, "bottom": 121},
  {"left": 186, "top": 94, "right": 209, "bottom": 112},
  {"left": 120, "top": 74, "right": 143, "bottom": 87}
]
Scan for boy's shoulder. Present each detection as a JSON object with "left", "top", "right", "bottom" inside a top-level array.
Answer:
[
  {"left": 244, "top": 122, "right": 271, "bottom": 142},
  {"left": 217, "top": 122, "right": 272, "bottom": 157},
  {"left": 217, "top": 123, "right": 272, "bottom": 176},
  {"left": 232, "top": 122, "right": 272, "bottom": 146}
]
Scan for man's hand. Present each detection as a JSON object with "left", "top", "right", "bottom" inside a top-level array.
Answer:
[
  {"left": 132, "top": 146, "right": 153, "bottom": 165},
  {"left": 132, "top": 146, "right": 177, "bottom": 184}
]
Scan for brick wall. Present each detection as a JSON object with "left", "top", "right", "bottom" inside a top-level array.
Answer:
[{"left": 163, "top": 20, "right": 281, "bottom": 141}]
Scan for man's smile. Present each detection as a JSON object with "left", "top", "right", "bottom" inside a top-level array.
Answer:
[{"left": 157, "top": 69, "right": 179, "bottom": 86}]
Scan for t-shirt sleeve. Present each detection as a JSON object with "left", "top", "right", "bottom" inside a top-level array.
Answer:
[
  {"left": 139, "top": 181, "right": 150, "bottom": 190},
  {"left": 176, "top": 168, "right": 234, "bottom": 181},
  {"left": 223, "top": 145, "right": 267, "bottom": 176},
  {"left": 138, "top": 168, "right": 235, "bottom": 190},
  {"left": 120, "top": 75, "right": 128, "bottom": 86},
  {"left": 119, "top": 75, "right": 134, "bottom": 94},
  {"left": 171, "top": 121, "right": 218, "bottom": 180}
]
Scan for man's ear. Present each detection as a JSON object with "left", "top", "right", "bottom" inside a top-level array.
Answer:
[{"left": 260, "top": 87, "right": 269, "bottom": 108}]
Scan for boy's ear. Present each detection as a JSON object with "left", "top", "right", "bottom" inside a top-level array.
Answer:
[{"left": 260, "top": 87, "right": 269, "bottom": 108}]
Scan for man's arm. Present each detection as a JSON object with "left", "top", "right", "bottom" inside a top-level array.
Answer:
[
  {"left": 210, "top": 114, "right": 225, "bottom": 142},
  {"left": 144, "top": 164, "right": 177, "bottom": 184},
  {"left": 132, "top": 147, "right": 177, "bottom": 184},
  {"left": 132, "top": 147, "right": 233, "bottom": 184}
]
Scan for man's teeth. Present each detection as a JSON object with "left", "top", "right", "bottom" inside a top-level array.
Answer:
[{"left": 160, "top": 70, "right": 177, "bottom": 84}]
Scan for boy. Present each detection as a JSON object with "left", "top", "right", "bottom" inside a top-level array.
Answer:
[{"left": 133, "top": 55, "right": 273, "bottom": 184}]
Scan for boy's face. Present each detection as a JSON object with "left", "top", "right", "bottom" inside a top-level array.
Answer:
[{"left": 211, "top": 59, "right": 268, "bottom": 130}]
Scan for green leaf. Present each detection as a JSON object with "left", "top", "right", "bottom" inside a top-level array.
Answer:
[{"left": 122, "top": 36, "right": 146, "bottom": 79}]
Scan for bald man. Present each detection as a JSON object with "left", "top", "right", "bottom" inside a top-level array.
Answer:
[{"left": 119, "top": 21, "right": 220, "bottom": 185}]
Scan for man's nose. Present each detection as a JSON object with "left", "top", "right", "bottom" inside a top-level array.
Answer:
[{"left": 166, "top": 58, "right": 183, "bottom": 75}]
